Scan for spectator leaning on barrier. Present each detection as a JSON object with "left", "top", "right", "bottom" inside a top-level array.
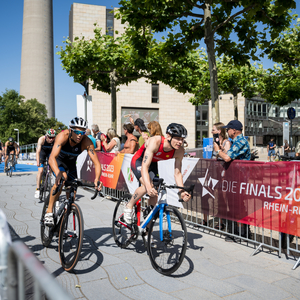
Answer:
[
  {"left": 211, "top": 122, "right": 231, "bottom": 159},
  {"left": 117, "top": 123, "right": 139, "bottom": 154},
  {"left": 101, "top": 128, "right": 121, "bottom": 153},
  {"left": 86, "top": 129, "right": 97, "bottom": 148},
  {"left": 213, "top": 120, "right": 251, "bottom": 162},
  {"left": 130, "top": 117, "right": 150, "bottom": 147}
]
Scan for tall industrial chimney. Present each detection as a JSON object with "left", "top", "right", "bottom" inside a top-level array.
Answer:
[{"left": 20, "top": 0, "right": 55, "bottom": 118}]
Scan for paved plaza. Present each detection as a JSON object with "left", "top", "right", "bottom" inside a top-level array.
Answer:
[{"left": 1, "top": 171, "right": 300, "bottom": 299}]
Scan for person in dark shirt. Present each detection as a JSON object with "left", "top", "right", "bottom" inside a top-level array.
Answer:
[{"left": 44, "top": 117, "right": 102, "bottom": 226}]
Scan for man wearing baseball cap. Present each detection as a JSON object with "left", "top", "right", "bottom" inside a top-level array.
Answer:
[
  {"left": 129, "top": 117, "right": 150, "bottom": 148},
  {"left": 213, "top": 120, "right": 250, "bottom": 162}
]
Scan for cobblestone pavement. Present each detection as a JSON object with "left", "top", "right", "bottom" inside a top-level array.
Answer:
[{"left": 1, "top": 172, "right": 300, "bottom": 299}]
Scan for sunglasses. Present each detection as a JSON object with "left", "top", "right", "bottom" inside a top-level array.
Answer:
[{"left": 71, "top": 129, "right": 86, "bottom": 135}]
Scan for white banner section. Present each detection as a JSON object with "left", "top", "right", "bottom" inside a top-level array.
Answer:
[
  {"left": 76, "top": 150, "right": 88, "bottom": 179},
  {"left": 121, "top": 154, "right": 139, "bottom": 194},
  {"left": 158, "top": 158, "right": 199, "bottom": 207}
]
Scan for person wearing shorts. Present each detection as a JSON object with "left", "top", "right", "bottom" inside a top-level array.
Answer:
[
  {"left": 44, "top": 117, "right": 103, "bottom": 226},
  {"left": 4, "top": 137, "right": 19, "bottom": 171},
  {"left": 124, "top": 123, "right": 191, "bottom": 224},
  {"left": 35, "top": 129, "right": 57, "bottom": 198}
]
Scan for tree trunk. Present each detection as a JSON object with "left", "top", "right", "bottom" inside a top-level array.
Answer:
[
  {"left": 233, "top": 87, "right": 238, "bottom": 120},
  {"left": 110, "top": 69, "right": 117, "bottom": 130},
  {"left": 204, "top": 2, "right": 219, "bottom": 124}
]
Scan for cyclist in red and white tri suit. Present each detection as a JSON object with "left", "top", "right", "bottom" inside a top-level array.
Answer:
[{"left": 124, "top": 123, "right": 191, "bottom": 224}]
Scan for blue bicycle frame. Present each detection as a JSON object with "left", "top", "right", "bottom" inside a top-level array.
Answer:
[{"left": 139, "top": 190, "right": 172, "bottom": 242}]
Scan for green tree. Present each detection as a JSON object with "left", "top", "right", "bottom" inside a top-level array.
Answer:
[
  {"left": 0, "top": 90, "right": 67, "bottom": 145},
  {"left": 217, "top": 58, "right": 265, "bottom": 119},
  {"left": 117, "top": 0, "right": 296, "bottom": 123},
  {"left": 258, "top": 19, "right": 300, "bottom": 106},
  {"left": 58, "top": 27, "right": 205, "bottom": 129}
]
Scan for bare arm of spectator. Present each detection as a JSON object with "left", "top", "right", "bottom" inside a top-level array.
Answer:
[
  {"left": 101, "top": 138, "right": 117, "bottom": 152},
  {"left": 94, "top": 140, "right": 101, "bottom": 151}
]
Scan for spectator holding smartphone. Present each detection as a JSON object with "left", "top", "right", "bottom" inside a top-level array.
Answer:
[{"left": 211, "top": 122, "right": 231, "bottom": 159}]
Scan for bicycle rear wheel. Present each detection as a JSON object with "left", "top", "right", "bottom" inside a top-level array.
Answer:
[
  {"left": 112, "top": 194, "right": 137, "bottom": 248},
  {"left": 58, "top": 203, "right": 84, "bottom": 272},
  {"left": 42, "top": 173, "right": 52, "bottom": 202},
  {"left": 39, "top": 170, "right": 46, "bottom": 201},
  {"left": 40, "top": 195, "right": 54, "bottom": 247},
  {"left": 147, "top": 206, "right": 187, "bottom": 275}
]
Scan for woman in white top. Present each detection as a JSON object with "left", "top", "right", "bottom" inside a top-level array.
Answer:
[{"left": 100, "top": 128, "right": 121, "bottom": 153}]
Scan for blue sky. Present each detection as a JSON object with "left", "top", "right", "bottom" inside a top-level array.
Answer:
[
  {"left": 0, "top": 1, "right": 299, "bottom": 126},
  {"left": 0, "top": 0, "right": 120, "bottom": 126}
]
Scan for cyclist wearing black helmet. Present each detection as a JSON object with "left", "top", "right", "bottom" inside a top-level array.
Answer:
[
  {"left": 124, "top": 123, "right": 191, "bottom": 224},
  {"left": 44, "top": 117, "right": 103, "bottom": 226},
  {"left": 4, "top": 137, "right": 19, "bottom": 171}
]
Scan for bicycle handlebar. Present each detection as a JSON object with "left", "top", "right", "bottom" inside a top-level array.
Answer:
[
  {"left": 52, "top": 177, "right": 101, "bottom": 200},
  {"left": 152, "top": 177, "right": 195, "bottom": 202}
]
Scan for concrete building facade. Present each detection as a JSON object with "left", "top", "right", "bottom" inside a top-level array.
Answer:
[
  {"left": 70, "top": 3, "right": 196, "bottom": 147},
  {"left": 20, "top": 0, "right": 55, "bottom": 117}
]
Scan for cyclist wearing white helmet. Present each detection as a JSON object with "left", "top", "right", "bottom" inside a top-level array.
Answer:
[
  {"left": 4, "top": 137, "right": 20, "bottom": 171},
  {"left": 35, "top": 129, "right": 57, "bottom": 199},
  {"left": 124, "top": 123, "right": 191, "bottom": 224},
  {"left": 44, "top": 117, "right": 102, "bottom": 226}
]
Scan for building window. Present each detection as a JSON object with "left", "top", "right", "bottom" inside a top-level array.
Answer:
[
  {"left": 106, "top": 9, "right": 114, "bottom": 37},
  {"left": 262, "top": 104, "right": 267, "bottom": 116},
  {"left": 152, "top": 84, "right": 159, "bottom": 103}
]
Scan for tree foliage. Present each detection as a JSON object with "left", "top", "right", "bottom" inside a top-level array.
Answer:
[
  {"left": 117, "top": 0, "right": 296, "bottom": 122},
  {"left": 58, "top": 27, "right": 205, "bottom": 95},
  {"left": 0, "top": 90, "right": 67, "bottom": 145},
  {"left": 258, "top": 19, "right": 300, "bottom": 106}
]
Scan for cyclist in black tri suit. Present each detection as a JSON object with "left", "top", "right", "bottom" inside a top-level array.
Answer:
[
  {"left": 4, "top": 137, "right": 19, "bottom": 172},
  {"left": 44, "top": 117, "right": 102, "bottom": 226},
  {"left": 35, "top": 129, "right": 57, "bottom": 199},
  {"left": 124, "top": 123, "right": 191, "bottom": 224}
]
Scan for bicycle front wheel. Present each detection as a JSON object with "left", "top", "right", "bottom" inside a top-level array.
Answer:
[
  {"left": 148, "top": 206, "right": 187, "bottom": 275},
  {"left": 112, "top": 194, "right": 136, "bottom": 248},
  {"left": 58, "top": 203, "right": 84, "bottom": 272}
]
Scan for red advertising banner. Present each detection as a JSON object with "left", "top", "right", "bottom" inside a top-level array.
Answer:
[
  {"left": 79, "top": 152, "right": 300, "bottom": 236},
  {"left": 80, "top": 152, "right": 125, "bottom": 189},
  {"left": 185, "top": 159, "right": 300, "bottom": 237}
]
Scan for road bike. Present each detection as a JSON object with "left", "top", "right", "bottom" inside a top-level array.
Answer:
[
  {"left": 39, "top": 158, "right": 53, "bottom": 202},
  {"left": 40, "top": 178, "right": 99, "bottom": 272},
  {"left": 112, "top": 177, "right": 194, "bottom": 275},
  {"left": 5, "top": 154, "right": 17, "bottom": 177}
]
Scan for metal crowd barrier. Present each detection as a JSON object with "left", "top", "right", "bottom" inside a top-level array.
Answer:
[
  {"left": 287, "top": 235, "right": 300, "bottom": 270},
  {"left": 6, "top": 241, "right": 72, "bottom": 300},
  {"left": 98, "top": 186, "right": 291, "bottom": 267}
]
